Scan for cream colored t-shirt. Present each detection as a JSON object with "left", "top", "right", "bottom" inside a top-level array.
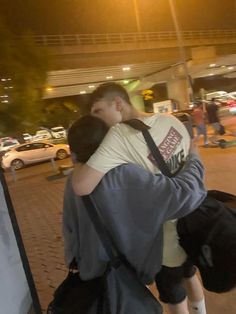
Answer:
[{"left": 87, "top": 113, "right": 191, "bottom": 267}]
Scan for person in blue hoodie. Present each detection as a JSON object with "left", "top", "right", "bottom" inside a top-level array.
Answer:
[{"left": 63, "top": 115, "right": 207, "bottom": 314}]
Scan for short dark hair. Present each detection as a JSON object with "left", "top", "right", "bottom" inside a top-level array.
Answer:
[
  {"left": 67, "top": 115, "right": 109, "bottom": 163},
  {"left": 90, "top": 82, "right": 132, "bottom": 107}
]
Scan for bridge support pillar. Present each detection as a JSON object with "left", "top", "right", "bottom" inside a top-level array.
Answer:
[{"left": 167, "top": 78, "right": 190, "bottom": 110}]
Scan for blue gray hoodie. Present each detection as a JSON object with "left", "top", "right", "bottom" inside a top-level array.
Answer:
[{"left": 63, "top": 153, "right": 206, "bottom": 284}]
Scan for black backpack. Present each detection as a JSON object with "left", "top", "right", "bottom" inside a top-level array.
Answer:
[
  {"left": 177, "top": 190, "right": 236, "bottom": 293},
  {"left": 124, "top": 119, "right": 236, "bottom": 293}
]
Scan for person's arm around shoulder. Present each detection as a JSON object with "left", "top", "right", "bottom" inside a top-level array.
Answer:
[
  {"left": 72, "top": 163, "right": 105, "bottom": 196},
  {"left": 125, "top": 145, "right": 206, "bottom": 222}
]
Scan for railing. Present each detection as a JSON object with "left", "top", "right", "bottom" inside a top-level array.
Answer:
[{"left": 30, "top": 29, "right": 236, "bottom": 47}]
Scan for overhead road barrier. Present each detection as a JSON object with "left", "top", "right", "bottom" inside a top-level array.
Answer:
[{"left": 25, "top": 30, "right": 236, "bottom": 47}]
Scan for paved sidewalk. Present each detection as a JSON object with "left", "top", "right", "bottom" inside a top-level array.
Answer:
[
  {"left": 5, "top": 161, "right": 70, "bottom": 313},
  {"left": 4, "top": 143, "right": 236, "bottom": 313}
]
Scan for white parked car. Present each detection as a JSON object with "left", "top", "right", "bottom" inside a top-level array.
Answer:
[
  {"left": 22, "top": 133, "right": 33, "bottom": 142},
  {"left": 51, "top": 126, "right": 66, "bottom": 139},
  {"left": 1, "top": 142, "right": 70, "bottom": 170},
  {"left": 34, "top": 130, "right": 52, "bottom": 140},
  {"left": 0, "top": 139, "right": 20, "bottom": 153}
]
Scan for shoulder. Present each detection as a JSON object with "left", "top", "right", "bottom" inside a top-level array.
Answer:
[
  {"left": 98, "top": 123, "right": 126, "bottom": 146},
  {"left": 108, "top": 123, "right": 132, "bottom": 136},
  {"left": 100, "top": 164, "right": 150, "bottom": 187},
  {"left": 141, "top": 113, "right": 180, "bottom": 126}
]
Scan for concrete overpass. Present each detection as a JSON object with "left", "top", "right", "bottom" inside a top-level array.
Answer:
[{"left": 36, "top": 29, "right": 236, "bottom": 106}]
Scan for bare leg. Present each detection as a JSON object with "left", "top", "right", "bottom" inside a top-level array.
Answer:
[
  {"left": 168, "top": 297, "right": 189, "bottom": 314},
  {"left": 184, "top": 274, "right": 204, "bottom": 302},
  {"left": 184, "top": 274, "right": 206, "bottom": 314}
]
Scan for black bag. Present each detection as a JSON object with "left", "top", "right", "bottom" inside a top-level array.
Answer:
[
  {"left": 177, "top": 191, "right": 236, "bottom": 293},
  {"left": 47, "top": 267, "right": 104, "bottom": 314},
  {"left": 47, "top": 195, "right": 162, "bottom": 314},
  {"left": 124, "top": 119, "right": 236, "bottom": 293}
]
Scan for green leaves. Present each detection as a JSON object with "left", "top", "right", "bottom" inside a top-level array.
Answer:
[{"left": 0, "top": 21, "right": 50, "bottom": 136}]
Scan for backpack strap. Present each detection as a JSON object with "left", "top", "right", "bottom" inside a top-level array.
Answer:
[{"left": 123, "top": 119, "right": 172, "bottom": 177}]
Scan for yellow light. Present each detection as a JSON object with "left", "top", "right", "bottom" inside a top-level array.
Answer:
[
  {"left": 123, "top": 80, "right": 130, "bottom": 85},
  {"left": 122, "top": 66, "right": 130, "bottom": 71},
  {"left": 46, "top": 87, "right": 53, "bottom": 92}
]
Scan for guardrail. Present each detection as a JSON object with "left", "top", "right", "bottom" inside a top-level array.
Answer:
[{"left": 30, "top": 30, "right": 236, "bottom": 46}]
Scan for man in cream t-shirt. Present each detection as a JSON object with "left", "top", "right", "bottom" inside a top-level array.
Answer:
[
  {"left": 87, "top": 114, "right": 190, "bottom": 269},
  {"left": 72, "top": 83, "right": 206, "bottom": 314}
]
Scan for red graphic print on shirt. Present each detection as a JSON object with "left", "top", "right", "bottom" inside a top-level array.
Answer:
[
  {"left": 158, "top": 127, "right": 183, "bottom": 160},
  {"left": 148, "top": 127, "right": 184, "bottom": 172}
]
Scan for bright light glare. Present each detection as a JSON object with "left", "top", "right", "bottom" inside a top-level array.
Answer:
[
  {"left": 123, "top": 80, "right": 130, "bottom": 85},
  {"left": 106, "top": 76, "right": 113, "bottom": 79},
  {"left": 46, "top": 87, "right": 53, "bottom": 92},
  {"left": 122, "top": 66, "right": 130, "bottom": 71},
  {"left": 88, "top": 85, "right": 95, "bottom": 89},
  {"left": 228, "top": 66, "right": 234, "bottom": 70},
  {"left": 80, "top": 91, "right": 86, "bottom": 94},
  {"left": 209, "top": 63, "right": 216, "bottom": 67}
]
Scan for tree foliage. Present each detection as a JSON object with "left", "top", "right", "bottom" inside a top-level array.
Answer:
[
  {"left": 0, "top": 19, "right": 50, "bottom": 136},
  {"left": 42, "top": 101, "right": 80, "bottom": 129}
]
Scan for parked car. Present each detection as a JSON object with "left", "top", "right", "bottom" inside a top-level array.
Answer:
[
  {"left": 34, "top": 130, "right": 52, "bottom": 140},
  {"left": 51, "top": 126, "right": 66, "bottom": 139},
  {"left": 225, "top": 94, "right": 236, "bottom": 115},
  {"left": 205, "top": 91, "right": 227, "bottom": 101},
  {"left": 1, "top": 142, "right": 70, "bottom": 170},
  {"left": 0, "top": 137, "right": 12, "bottom": 143},
  {"left": 22, "top": 133, "right": 33, "bottom": 142},
  {"left": 0, "top": 139, "right": 20, "bottom": 153}
]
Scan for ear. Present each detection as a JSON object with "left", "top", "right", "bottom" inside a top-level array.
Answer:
[{"left": 114, "top": 96, "right": 123, "bottom": 111}]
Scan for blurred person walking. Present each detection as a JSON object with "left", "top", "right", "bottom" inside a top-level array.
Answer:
[
  {"left": 193, "top": 102, "right": 208, "bottom": 146},
  {"left": 206, "top": 98, "right": 221, "bottom": 143}
]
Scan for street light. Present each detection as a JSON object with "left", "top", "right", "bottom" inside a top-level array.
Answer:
[
  {"left": 132, "top": 0, "right": 141, "bottom": 32},
  {"left": 168, "top": 0, "right": 193, "bottom": 104}
]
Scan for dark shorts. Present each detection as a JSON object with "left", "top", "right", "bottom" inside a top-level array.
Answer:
[{"left": 155, "top": 260, "right": 196, "bottom": 304}]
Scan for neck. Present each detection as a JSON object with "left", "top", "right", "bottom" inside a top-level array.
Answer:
[{"left": 122, "top": 104, "right": 153, "bottom": 121}]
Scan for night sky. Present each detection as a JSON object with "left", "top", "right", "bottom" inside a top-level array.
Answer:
[{"left": 0, "top": 0, "right": 236, "bottom": 35}]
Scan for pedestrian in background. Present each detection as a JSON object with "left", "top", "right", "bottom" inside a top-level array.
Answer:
[
  {"left": 193, "top": 102, "right": 208, "bottom": 147},
  {"left": 206, "top": 98, "right": 221, "bottom": 143}
]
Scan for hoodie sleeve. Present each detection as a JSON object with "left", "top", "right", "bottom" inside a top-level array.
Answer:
[
  {"left": 139, "top": 152, "right": 206, "bottom": 222},
  {"left": 96, "top": 153, "right": 206, "bottom": 229}
]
